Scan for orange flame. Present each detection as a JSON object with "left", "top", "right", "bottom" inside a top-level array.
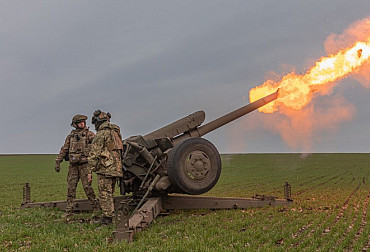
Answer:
[{"left": 249, "top": 20, "right": 370, "bottom": 113}]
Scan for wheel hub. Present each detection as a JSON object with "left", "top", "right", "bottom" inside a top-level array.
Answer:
[{"left": 185, "top": 151, "right": 211, "bottom": 180}]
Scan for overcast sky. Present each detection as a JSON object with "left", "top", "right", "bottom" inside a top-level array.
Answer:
[{"left": 0, "top": 1, "right": 369, "bottom": 154}]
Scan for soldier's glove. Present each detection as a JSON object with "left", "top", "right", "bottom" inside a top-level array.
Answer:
[{"left": 55, "top": 162, "right": 61, "bottom": 173}]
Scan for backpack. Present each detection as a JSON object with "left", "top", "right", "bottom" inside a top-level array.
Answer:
[
  {"left": 95, "top": 123, "right": 124, "bottom": 177},
  {"left": 106, "top": 124, "right": 123, "bottom": 152}
]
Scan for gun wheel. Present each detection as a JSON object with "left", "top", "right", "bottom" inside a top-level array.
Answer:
[{"left": 167, "top": 138, "right": 221, "bottom": 195}]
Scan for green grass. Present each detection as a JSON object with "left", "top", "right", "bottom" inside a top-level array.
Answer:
[{"left": 1, "top": 154, "right": 369, "bottom": 251}]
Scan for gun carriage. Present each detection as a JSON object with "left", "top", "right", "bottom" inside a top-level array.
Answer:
[{"left": 21, "top": 90, "right": 292, "bottom": 242}]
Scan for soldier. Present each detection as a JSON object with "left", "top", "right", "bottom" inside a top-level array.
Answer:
[
  {"left": 87, "top": 110, "right": 123, "bottom": 225},
  {"left": 55, "top": 114, "right": 100, "bottom": 216}
]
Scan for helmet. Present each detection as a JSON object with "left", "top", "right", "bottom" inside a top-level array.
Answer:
[
  {"left": 71, "top": 114, "right": 88, "bottom": 128},
  {"left": 91, "top": 110, "right": 111, "bottom": 129}
]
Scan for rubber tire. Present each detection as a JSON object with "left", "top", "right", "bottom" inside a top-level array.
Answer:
[{"left": 167, "top": 138, "right": 221, "bottom": 195}]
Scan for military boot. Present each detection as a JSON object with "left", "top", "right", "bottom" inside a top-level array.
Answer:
[{"left": 65, "top": 200, "right": 74, "bottom": 213}]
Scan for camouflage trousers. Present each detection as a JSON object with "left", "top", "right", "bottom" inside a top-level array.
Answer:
[
  {"left": 97, "top": 174, "right": 117, "bottom": 218},
  {"left": 66, "top": 163, "right": 99, "bottom": 212}
]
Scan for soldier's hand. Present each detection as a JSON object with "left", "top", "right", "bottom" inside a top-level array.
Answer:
[
  {"left": 87, "top": 173, "right": 93, "bottom": 184},
  {"left": 55, "top": 162, "right": 61, "bottom": 173}
]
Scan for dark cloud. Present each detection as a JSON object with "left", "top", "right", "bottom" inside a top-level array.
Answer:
[{"left": 0, "top": 1, "right": 369, "bottom": 153}]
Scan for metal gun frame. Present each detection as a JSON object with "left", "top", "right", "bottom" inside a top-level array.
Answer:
[
  {"left": 20, "top": 91, "right": 293, "bottom": 242},
  {"left": 21, "top": 182, "right": 292, "bottom": 242}
]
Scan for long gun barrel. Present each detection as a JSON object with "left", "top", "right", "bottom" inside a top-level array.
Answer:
[
  {"left": 120, "top": 90, "right": 279, "bottom": 197},
  {"left": 173, "top": 90, "right": 278, "bottom": 144}
]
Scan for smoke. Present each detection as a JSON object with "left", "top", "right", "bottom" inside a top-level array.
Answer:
[
  {"left": 229, "top": 17, "right": 368, "bottom": 153},
  {"left": 324, "top": 17, "right": 370, "bottom": 88},
  {"left": 227, "top": 127, "right": 248, "bottom": 153},
  {"left": 299, "top": 153, "right": 311, "bottom": 159},
  {"left": 260, "top": 94, "right": 355, "bottom": 152},
  {"left": 243, "top": 17, "right": 367, "bottom": 152},
  {"left": 226, "top": 94, "right": 355, "bottom": 153}
]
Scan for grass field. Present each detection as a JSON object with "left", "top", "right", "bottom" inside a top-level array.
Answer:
[{"left": 0, "top": 153, "right": 369, "bottom": 251}]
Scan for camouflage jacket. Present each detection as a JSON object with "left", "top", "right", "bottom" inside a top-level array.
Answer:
[
  {"left": 87, "top": 122, "right": 123, "bottom": 177},
  {"left": 56, "top": 128, "right": 95, "bottom": 164}
]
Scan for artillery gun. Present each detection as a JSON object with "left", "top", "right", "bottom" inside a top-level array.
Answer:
[
  {"left": 121, "top": 91, "right": 279, "bottom": 197},
  {"left": 21, "top": 90, "right": 292, "bottom": 242}
]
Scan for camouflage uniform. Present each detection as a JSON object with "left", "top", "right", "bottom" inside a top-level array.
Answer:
[
  {"left": 87, "top": 117, "right": 123, "bottom": 220},
  {"left": 56, "top": 122, "right": 99, "bottom": 213}
]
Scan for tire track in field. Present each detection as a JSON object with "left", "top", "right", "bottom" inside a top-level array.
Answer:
[
  {"left": 312, "top": 181, "right": 360, "bottom": 238},
  {"left": 362, "top": 235, "right": 370, "bottom": 251},
  {"left": 348, "top": 187, "right": 370, "bottom": 251},
  {"left": 360, "top": 175, "right": 370, "bottom": 252},
  {"left": 295, "top": 170, "right": 351, "bottom": 204},
  {"left": 269, "top": 174, "right": 327, "bottom": 193},
  {"left": 333, "top": 176, "right": 345, "bottom": 185},
  {"left": 328, "top": 182, "right": 361, "bottom": 225},
  {"left": 270, "top": 171, "right": 347, "bottom": 203},
  {"left": 290, "top": 180, "right": 361, "bottom": 248},
  {"left": 298, "top": 175, "right": 329, "bottom": 187},
  {"left": 292, "top": 171, "right": 348, "bottom": 196},
  {"left": 271, "top": 174, "right": 331, "bottom": 192},
  {"left": 270, "top": 171, "right": 347, "bottom": 195},
  {"left": 330, "top": 182, "right": 364, "bottom": 249}
]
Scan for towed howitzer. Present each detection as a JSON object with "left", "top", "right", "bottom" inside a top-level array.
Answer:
[
  {"left": 120, "top": 90, "right": 279, "bottom": 197},
  {"left": 20, "top": 90, "right": 289, "bottom": 243}
]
